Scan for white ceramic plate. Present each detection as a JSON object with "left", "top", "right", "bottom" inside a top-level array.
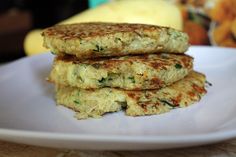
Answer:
[{"left": 0, "top": 46, "right": 236, "bottom": 150}]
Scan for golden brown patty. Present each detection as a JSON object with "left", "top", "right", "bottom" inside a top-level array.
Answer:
[
  {"left": 42, "top": 22, "right": 189, "bottom": 59},
  {"left": 49, "top": 53, "right": 193, "bottom": 90},
  {"left": 55, "top": 71, "right": 207, "bottom": 119}
]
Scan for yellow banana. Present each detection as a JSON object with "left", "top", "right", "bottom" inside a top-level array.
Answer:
[{"left": 24, "top": 0, "right": 183, "bottom": 56}]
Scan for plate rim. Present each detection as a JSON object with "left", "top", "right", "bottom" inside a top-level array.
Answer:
[{"left": 1, "top": 128, "right": 236, "bottom": 143}]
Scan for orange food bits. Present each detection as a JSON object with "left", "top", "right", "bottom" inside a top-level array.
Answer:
[{"left": 184, "top": 21, "right": 209, "bottom": 45}]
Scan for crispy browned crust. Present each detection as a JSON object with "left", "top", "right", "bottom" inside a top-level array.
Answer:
[
  {"left": 49, "top": 53, "right": 193, "bottom": 90},
  {"left": 125, "top": 71, "right": 207, "bottom": 116},
  {"left": 42, "top": 22, "right": 189, "bottom": 59}
]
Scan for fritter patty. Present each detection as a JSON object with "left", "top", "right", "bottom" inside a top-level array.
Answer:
[
  {"left": 42, "top": 22, "right": 189, "bottom": 59},
  {"left": 49, "top": 53, "right": 193, "bottom": 90},
  {"left": 55, "top": 71, "right": 207, "bottom": 119}
]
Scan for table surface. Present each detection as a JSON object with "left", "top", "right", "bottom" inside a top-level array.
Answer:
[{"left": 1, "top": 139, "right": 236, "bottom": 157}]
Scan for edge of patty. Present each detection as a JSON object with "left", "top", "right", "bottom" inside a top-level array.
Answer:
[
  {"left": 42, "top": 22, "right": 189, "bottom": 59},
  {"left": 49, "top": 53, "right": 193, "bottom": 90},
  {"left": 55, "top": 71, "right": 207, "bottom": 119}
]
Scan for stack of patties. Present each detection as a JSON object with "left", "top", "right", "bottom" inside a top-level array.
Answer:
[{"left": 42, "top": 23, "right": 207, "bottom": 119}]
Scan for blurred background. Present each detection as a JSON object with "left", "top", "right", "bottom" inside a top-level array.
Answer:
[
  {"left": 0, "top": 0, "right": 235, "bottom": 63},
  {"left": 0, "top": 0, "right": 88, "bottom": 62}
]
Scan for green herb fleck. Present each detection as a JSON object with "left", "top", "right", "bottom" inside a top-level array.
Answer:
[
  {"left": 50, "top": 51, "right": 56, "bottom": 55},
  {"left": 128, "top": 76, "right": 135, "bottom": 83},
  {"left": 74, "top": 100, "right": 80, "bottom": 105},
  {"left": 160, "top": 99, "right": 175, "bottom": 108},
  {"left": 78, "top": 74, "right": 84, "bottom": 82},
  {"left": 98, "top": 77, "right": 106, "bottom": 83},
  {"left": 175, "top": 63, "right": 182, "bottom": 69},
  {"left": 115, "top": 37, "right": 122, "bottom": 43},
  {"left": 93, "top": 45, "right": 104, "bottom": 52},
  {"left": 205, "top": 80, "right": 212, "bottom": 86}
]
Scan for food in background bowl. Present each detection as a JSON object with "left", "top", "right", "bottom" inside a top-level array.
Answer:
[{"left": 208, "top": 0, "right": 236, "bottom": 47}]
